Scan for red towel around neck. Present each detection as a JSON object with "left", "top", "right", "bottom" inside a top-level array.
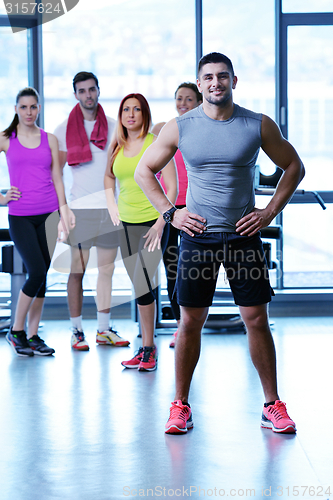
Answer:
[{"left": 66, "top": 103, "right": 108, "bottom": 166}]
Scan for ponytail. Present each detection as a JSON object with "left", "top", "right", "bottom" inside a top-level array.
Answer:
[{"left": 3, "top": 114, "right": 19, "bottom": 138}]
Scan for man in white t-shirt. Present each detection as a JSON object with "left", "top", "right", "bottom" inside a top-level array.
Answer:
[{"left": 54, "top": 71, "right": 130, "bottom": 351}]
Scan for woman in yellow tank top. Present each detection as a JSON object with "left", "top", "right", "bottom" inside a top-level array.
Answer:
[{"left": 105, "top": 93, "right": 177, "bottom": 371}]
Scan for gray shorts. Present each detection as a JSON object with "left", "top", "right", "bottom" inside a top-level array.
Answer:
[{"left": 66, "top": 209, "right": 119, "bottom": 250}]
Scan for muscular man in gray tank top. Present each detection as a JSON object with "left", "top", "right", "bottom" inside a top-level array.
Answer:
[
  {"left": 136, "top": 52, "right": 305, "bottom": 436},
  {"left": 177, "top": 103, "right": 262, "bottom": 232}
]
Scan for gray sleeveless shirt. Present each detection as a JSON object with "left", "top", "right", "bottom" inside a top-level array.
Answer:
[{"left": 176, "top": 104, "right": 262, "bottom": 232}]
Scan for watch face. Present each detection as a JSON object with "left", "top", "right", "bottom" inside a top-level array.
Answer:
[{"left": 163, "top": 207, "right": 176, "bottom": 223}]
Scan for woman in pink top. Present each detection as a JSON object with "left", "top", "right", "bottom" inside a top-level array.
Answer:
[
  {"left": 151, "top": 83, "right": 202, "bottom": 347},
  {"left": 0, "top": 87, "right": 74, "bottom": 357}
]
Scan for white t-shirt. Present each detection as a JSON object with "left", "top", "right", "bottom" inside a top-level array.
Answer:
[{"left": 54, "top": 116, "right": 116, "bottom": 209}]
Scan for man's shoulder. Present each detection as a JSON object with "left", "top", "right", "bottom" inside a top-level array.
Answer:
[
  {"left": 176, "top": 105, "right": 202, "bottom": 124},
  {"left": 234, "top": 104, "right": 262, "bottom": 121},
  {"left": 106, "top": 116, "right": 116, "bottom": 125},
  {"left": 54, "top": 118, "right": 68, "bottom": 136}
]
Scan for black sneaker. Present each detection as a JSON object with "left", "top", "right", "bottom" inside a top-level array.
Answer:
[
  {"left": 28, "top": 335, "right": 55, "bottom": 356},
  {"left": 6, "top": 328, "right": 34, "bottom": 357}
]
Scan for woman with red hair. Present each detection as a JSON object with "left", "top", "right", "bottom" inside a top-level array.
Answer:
[{"left": 105, "top": 93, "right": 177, "bottom": 371}]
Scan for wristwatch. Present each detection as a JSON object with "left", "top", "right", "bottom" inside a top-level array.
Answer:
[{"left": 163, "top": 206, "right": 177, "bottom": 223}]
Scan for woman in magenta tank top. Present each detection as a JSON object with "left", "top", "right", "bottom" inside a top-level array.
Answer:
[
  {"left": 0, "top": 87, "right": 74, "bottom": 357},
  {"left": 151, "top": 83, "right": 202, "bottom": 347}
]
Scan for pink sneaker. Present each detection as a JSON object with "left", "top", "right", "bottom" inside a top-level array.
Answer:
[
  {"left": 165, "top": 400, "right": 193, "bottom": 434},
  {"left": 261, "top": 400, "right": 296, "bottom": 433},
  {"left": 121, "top": 348, "right": 143, "bottom": 368},
  {"left": 169, "top": 330, "right": 178, "bottom": 348},
  {"left": 138, "top": 345, "right": 157, "bottom": 371}
]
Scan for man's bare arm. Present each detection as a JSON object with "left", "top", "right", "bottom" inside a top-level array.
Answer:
[
  {"left": 135, "top": 118, "right": 178, "bottom": 210},
  {"left": 160, "top": 158, "right": 178, "bottom": 205},
  {"left": 236, "top": 115, "right": 305, "bottom": 236},
  {"left": 48, "top": 135, "right": 75, "bottom": 239},
  {"left": 58, "top": 150, "right": 67, "bottom": 174}
]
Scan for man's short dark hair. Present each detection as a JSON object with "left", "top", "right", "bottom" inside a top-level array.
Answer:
[
  {"left": 197, "top": 52, "right": 234, "bottom": 78},
  {"left": 73, "top": 72, "right": 99, "bottom": 92}
]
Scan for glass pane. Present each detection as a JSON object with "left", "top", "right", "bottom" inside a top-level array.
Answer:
[
  {"left": 42, "top": 0, "right": 195, "bottom": 132},
  {"left": 0, "top": 28, "right": 28, "bottom": 193},
  {"left": 0, "top": 28, "right": 28, "bottom": 293},
  {"left": 283, "top": 0, "right": 333, "bottom": 13},
  {"left": 288, "top": 26, "right": 333, "bottom": 191},
  {"left": 202, "top": 0, "right": 277, "bottom": 292},
  {"left": 203, "top": 0, "right": 275, "bottom": 177},
  {"left": 203, "top": 0, "right": 275, "bottom": 114},
  {"left": 285, "top": 25, "right": 333, "bottom": 287},
  {"left": 283, "top": 203, "right": 333, "bottom": 287},
  {"left": 42, "top": 0, "right": 195, "bottom": 295}
]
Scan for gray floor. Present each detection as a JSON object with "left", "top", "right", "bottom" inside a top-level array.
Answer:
[{"left": 0, "top": 316, "right": 332, "bottom": 500}]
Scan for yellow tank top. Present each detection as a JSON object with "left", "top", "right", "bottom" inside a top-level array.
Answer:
[{"left": 112, "top": 133, "right": 159, "bottom": 223}]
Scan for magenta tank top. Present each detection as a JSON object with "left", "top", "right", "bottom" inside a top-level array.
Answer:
[{"left": 6, "top": 129, "right": 59, "bottom": 216}]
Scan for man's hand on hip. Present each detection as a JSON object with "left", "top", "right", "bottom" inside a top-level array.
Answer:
[
  {"left": 172, "top": 208, "right": 206, "bottom": 237},
  {"left": 235, "top": 208, "right": 274, "bottom": 237}
]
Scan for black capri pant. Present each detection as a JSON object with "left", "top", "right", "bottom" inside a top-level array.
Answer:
[
  {"left": 8, "top": 212, "right": 59, "bottom": 298},
  {"left": 120, "top": 219, "right": 169, "bottom": 306}
]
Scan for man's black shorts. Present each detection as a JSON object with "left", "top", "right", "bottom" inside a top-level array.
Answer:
[{"left": 176, "top": 231, "right": 274, "bottom": 308}]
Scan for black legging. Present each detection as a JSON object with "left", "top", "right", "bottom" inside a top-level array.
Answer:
[
  {"left": 120, "top": 220, "right": 169, "bottom": 306},
  {"left": 8, "top": 212, "right": 58, "bottom": 298}
]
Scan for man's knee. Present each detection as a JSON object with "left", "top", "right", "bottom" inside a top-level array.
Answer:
[
  {"left": 97, "top": 247, "right": 117, "bottom": 271},
  {"left": 98, "top": 261, "right": 115, "bottom": 278},
  {"left": 68, "top": 272, "right": 85, "bottom": 285},
  {"left": 180, "top": 306, "right": 209, "bottom": 333},
  {"left": 239, "top": 304, "right": 269, "bottom": 330}
]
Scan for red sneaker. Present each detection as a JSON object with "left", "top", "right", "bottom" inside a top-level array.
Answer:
[
  {"left": 121, "top": 348, "right": 143, "bottom": 368},
  {"left": 261, "top": 400, "right": 296, "bottom": 433},
  {"left": 169, "top": 330, "right": 178, "bottom": 348},
  {"left": 165, "top": 400, "right": 193, "bottom": 434},
  {"left": 138, "top": 345, "right": 157, "bottom": 371}
]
